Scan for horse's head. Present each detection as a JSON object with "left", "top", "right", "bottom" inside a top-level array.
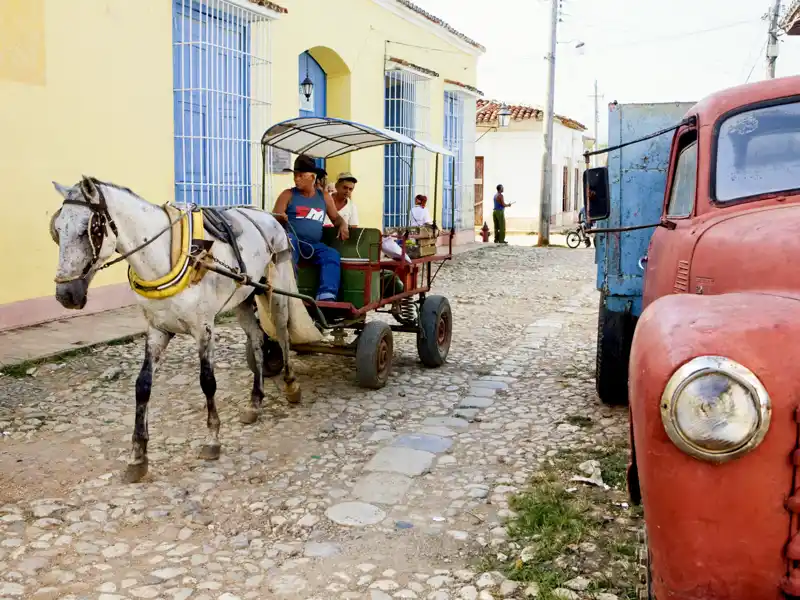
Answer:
[{"left": 50, "top": 176, "right": 119, "bottom": 309}]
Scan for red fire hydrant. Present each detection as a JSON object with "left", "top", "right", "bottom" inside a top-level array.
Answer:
[{"left": 480, "top": 222, "right": 490, "bottom": 243}]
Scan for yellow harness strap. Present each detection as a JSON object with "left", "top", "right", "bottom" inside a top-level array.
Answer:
[{"left": 128, "top": 206, "right": 206, "bottom": 300}]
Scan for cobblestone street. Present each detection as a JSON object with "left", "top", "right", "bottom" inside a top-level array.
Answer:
[{"left": 0, "top": 245, "right": 632, "bottom": 600}]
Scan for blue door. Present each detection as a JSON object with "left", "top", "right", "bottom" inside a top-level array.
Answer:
[
  {"left": 173, "top": 1, "right": 250, "bottom": 207},
  {"left": 298, "top": 51, "right": 326, "bottom": 170},
  {"left": 443, "top": 92, "right": 463, "bottom": 230}
]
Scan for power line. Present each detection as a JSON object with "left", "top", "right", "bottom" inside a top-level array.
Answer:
[{"left": 746, "top": 40, "right": 768, "bottom": 82}]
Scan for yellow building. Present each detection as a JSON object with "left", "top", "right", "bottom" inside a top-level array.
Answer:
[{"left": 0, "top": 0, "right": 483, "bottom": 331}]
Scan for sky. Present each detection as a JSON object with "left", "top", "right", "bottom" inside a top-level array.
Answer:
[{"left": 413, "top": 0, "right": 800, "bottom": 144}]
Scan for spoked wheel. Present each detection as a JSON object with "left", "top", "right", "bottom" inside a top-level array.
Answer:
[
  {"left": 356, "top": 321, "right": 394, "bottom": 389},
  {"left": 566, "top": 230, "right": 581, "bottom": 248},
  {"left": 262, "top": 334, "right": 285, "bottom": 378},
  {"left": 417, "top": 295, "right": 452, "bottom": 367}
]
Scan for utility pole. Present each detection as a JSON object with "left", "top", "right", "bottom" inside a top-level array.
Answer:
[
  {"left": 767, "top": 0, "right": 782, "bottom": 78},
  {"left": 537, "top": 0, "right": 559, "bottom": 246},
  {"left": 589, "top": 80, "right": 604, "bottom": 167}
]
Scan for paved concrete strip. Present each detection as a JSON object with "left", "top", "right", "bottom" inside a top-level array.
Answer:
[
  {"left": 0, "top": 306, "right": 146, "bottom": 367},
  {"left": 364, "top": 447, "right": 435, "bottom": 477}
]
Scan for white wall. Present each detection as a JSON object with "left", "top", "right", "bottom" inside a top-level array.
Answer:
[{"left": 475, "top": 118, "right": 586, "bottom": 232}]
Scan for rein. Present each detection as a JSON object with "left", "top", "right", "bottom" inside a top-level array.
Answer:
[{"left": 53, "top": 182, "right": 184, "bottom": 284}]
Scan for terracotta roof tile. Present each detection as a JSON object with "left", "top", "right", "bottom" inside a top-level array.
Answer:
[
  {"left": 247, "top": 0, "right": 288, "bottom": 13},
  {"left": 476, "top": 100, "right": 587, "bottom": 132},
  {"left": 782, "top": 0, "right": 800, "bottom": 34},
  {"left": 394, "top": 0, "right": 485, "bottom": 51},
  {"left": 388, "top": 57, "right": 440, "bottom": 78},
  {"left": 444, "top": 79, "right": 484, "bottom": 96}
]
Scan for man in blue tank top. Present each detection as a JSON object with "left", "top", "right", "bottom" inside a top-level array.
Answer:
[
  {"left": 493, "top": 184, "right": 512, "bottom": 244},
  {"left": 273, "top": 155, "right": 350, "bottom": 301}
]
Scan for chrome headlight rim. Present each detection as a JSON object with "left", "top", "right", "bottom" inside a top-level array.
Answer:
[{"left": 660, "top": 355, "right": 771, "bottom": 463}]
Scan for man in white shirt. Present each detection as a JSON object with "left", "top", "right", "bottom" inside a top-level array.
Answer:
[
  {"left": 325, "top": 172, "right": 359, "bottom": 227},
  {"left": 409, "top": 194, "right": 433, "bottom": 227}
]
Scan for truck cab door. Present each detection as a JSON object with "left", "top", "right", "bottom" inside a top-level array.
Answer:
[{"left": 642, "top": 129, "right": 699, "bottom": 309}]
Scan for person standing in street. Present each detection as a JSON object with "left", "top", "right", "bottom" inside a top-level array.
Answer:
[{"left": 493, "top": 184, "right": 512, "bottom": 244}]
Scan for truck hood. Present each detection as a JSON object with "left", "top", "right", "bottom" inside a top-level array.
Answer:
[{"left": 690, "top": 203, "right": 800, "bottom": 297}]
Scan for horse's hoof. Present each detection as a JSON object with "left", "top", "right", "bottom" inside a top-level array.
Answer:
[
  {"left": 123, "top": 461, "right": 148, "bottom": 483},
  {"left": 240, "top": 408, "right": 260, "bottom": 425},
  {"left": 199, "top": 444, "right": 221, "bottom": 461},
  {"left": 286, "top": 383, "right": 302, "bottom": 405}
]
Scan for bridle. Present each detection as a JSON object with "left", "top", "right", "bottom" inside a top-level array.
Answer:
[{"left": 51, "top": 178, "right": 181, "bottom": 284}]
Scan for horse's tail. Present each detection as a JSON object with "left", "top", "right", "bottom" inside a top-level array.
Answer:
[{"left": 271, "top": 255, "right": 323, "bottom": 345}]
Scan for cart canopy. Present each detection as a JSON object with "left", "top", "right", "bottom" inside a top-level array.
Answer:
[{"left": 261, "top": 117, "right": 454, "bottom": 159}]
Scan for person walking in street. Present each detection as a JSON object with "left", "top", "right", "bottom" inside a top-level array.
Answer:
[{"left": 493, "top": 184, "right": 512, "bottom": 244}]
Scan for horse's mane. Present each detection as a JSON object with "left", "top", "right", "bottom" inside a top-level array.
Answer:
[{"left": 92, "top": 178, "right": 147, "bottom": 203}]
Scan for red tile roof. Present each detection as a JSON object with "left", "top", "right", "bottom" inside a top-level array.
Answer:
[
  {"left": 394, "top": 0, "right": 485, "bottom": 52},
  {"left": 782, "top": 0, "right": 800, "bottom": 34},
  {"left": 445, "top": 79, "right": 484, "bottom": 96},
  {"left": 247, "top": 0, "right": 288, "bottom": 13},
  {"left": 476, "top": 100, "right": 587, "bottom": 132}
]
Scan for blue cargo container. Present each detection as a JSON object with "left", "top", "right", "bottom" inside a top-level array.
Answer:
[{"left": 593, "top": 101, "right": 695, "bottom": 406}]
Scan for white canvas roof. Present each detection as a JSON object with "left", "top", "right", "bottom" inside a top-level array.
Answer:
[{"left": 261, "top": 117, "right": 454, "bottom": 159}]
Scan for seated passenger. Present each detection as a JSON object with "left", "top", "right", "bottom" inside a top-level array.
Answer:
[
  {"left": 325, "top": 172, "right": 360, "bottom": 227},
  {"left": 273, "top": 155, "right": 350, "bottom": 302},
  {"left": 409, "top": 194, "right": 433, "bottom": 227}
]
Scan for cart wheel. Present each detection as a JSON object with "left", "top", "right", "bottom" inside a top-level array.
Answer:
[
  {"left": 417, "top": 295, "right": 452, "bottom": 368},
  {"left": 262, "top": 334, "right": 285, "bottom": 378},
  {"left": 356, "top": 321, "right": 393, "bottom": 389}
]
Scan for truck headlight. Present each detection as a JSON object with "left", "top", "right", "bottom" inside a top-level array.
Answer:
[{"left": 661, "top": 356, "right": 771, "bottom": 463}]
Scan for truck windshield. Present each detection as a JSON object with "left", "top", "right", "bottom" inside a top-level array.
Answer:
[{"left": 715, "top": 100, "right": 800, "bottom": 202}]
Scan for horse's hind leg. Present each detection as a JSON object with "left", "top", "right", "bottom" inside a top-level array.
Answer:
[
  {"left": 274, "top": 294, "right": 301, "bottom": 404},
  {"left": 124, "top": 328, "right": 173, "bottom": 483},
  {"left": 197, "top": 324, "right": 222, "bottom": 460},
  {"left": 236, "top": 301, "right": 264, "bottom": 425}
]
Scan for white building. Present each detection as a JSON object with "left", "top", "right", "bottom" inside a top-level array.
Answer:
[{"left": 474, "top": 101, "right": 589, "bottom": 233}]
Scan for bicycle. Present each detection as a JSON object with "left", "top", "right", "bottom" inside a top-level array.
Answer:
[{"left": 566, "top": 223, "right": 593, "bottom": 249}]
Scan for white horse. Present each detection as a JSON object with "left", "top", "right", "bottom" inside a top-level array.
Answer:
[{"left": 49, "top": 176, "right": 320, "bottom": 483}]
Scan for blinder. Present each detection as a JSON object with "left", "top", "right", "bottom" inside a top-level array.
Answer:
[{"left": 52, "top": 177, "right": 119, "bottom": 282}]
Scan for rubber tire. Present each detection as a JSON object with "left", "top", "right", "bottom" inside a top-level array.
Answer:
[
  {"left": 356, "top": 321, "right": 393, "bottom": 389},
  {"left": 417, "top": 295, "right": 452, "bottom": 368},
  {"left": 262, "top": 335, "right": 285, "bottom": 378},
  {"left": 596, "top": 293, "right": 635, "bottom": 406},
  {"left": 566, "top": 230, "right": 581, "bottom": 248}
]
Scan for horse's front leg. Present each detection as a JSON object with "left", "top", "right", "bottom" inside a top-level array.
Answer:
[
  {"left": 236, "top": 301, "right": 264, "bottom": 425},
  {"left": 124, "top": 328, "right": 173, "bottom": 483},
  {"left": 197, "top": 324, "right": 222, "bottom": 460}
]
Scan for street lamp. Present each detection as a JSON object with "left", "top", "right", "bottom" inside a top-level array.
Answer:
[
  {"left": 476, "top": 102, "right": 512, "bottom": 143},
  {"left": 498, "top": 105, "right": 512, "bottom": 128}
]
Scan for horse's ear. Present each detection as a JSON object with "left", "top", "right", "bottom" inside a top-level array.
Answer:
[
  {"left": 79, "top": 176, "right": 100, "bottom": 203},
  {"left": 52, "top": 181, "right": 71, "bottom": 199}
]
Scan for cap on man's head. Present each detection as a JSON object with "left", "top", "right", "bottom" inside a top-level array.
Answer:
[
  {"left": 336, "top": 172, "right": 358, "bottom": 184},
  {"left": 284, "top": 154, "right": 318, "bottom": 175}
]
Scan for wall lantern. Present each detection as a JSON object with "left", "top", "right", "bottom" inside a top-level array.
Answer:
[
  {"left": 300, "top": 53, "right": 314, "bottom": 102},
  {"left": 498, "top": 105, "right": 512, "bottom": 128},
  {"left": 300, "top": 75, "right": 314, "bottom": 101}
]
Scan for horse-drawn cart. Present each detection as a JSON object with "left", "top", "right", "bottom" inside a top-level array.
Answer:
[{"left": 257, "top": 117, "right": 457, "bottom": 389}]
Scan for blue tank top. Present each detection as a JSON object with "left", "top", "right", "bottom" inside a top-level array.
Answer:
[
  {"left": 494, "top": 193, "right": 504, "bottom": 211},
  {"left": 286, "top": 187, "right": 326, "bottom": 243}
]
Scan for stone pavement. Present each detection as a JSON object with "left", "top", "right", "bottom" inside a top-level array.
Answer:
[
  {"left": 0, "top": 244, "right": 624, "bottom": 600},
  {"left": 0, "top": 243, "right": 484, "bottom": 369}
]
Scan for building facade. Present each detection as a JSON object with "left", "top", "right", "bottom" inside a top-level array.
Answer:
[
  {"left": 0, "top": 0, "right": 483, "bottom": 331},
  {"left": 474, "top": 101, "right": 587, "bottom": 234}
]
